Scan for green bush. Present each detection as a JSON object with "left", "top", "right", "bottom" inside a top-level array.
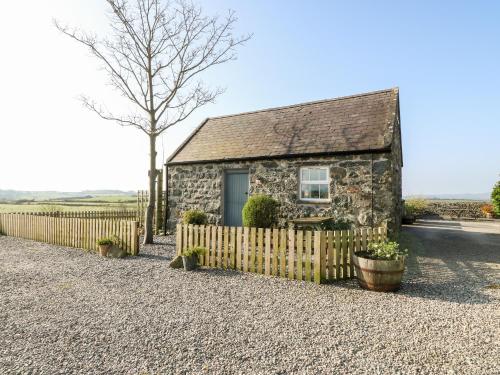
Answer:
[
  {"left": 182, "top": 209, "right": 208, "bottom": 225},
  {"left": 492, "top": 181, "right": 500, "bottom": 217},
  {"left": 182, "top": 247, "right": 206, "bottom": 257},
  {"left": 97, "top": 237, "right": 114, "bottom": 246},
  {"left": 242, "top": 195, "right": 279, "bottom": 228},
  {"left": 363, "top": 241, "right": 408, "bottom": 260},
  {"left": 405, "top": 199, "right": 428, "bottom": 216}
]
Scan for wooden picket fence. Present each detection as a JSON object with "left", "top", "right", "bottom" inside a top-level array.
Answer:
[
  {"left": 0, "top": 213, "right": 139, "bottom": 255},
  {"left": 12, "top": 210, "right": 140, "bottom": 220},
  {"left": 137, "top": 189, "right": 166, "bottom": 233},
  {"left": 176, "top": 224, "right": 387, "bottom": 284}
]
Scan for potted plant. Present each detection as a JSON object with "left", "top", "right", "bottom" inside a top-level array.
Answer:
[
  {"left": 97, "top": 237, "right": 114, "bottom": 257},
  {"left": 481, "top": 204, "right": 494, "bottom": 219},
  {"left": 352, "top": 241, "right": 408, "bottom": 292},
  {"left": 182, "top": 247, "right": 206, "bottom": 271}
]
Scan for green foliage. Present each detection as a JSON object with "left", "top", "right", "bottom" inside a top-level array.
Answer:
[
  {"left": 364, "top": 241, "right": 408, "bottom": 260},
  {"left": 242, "top": 195, "right": 279, "bottom": 228},
  {"left": 97, "top": 237, "right": 114, "bottom": 246},
  {"left": 320, "top": 218, "right": 352, "bottom": 231},
  {"left": 491, "top": 181, "right": 500, "bottom": 216},
  {"left": 182, "top": 210, "right": 208, "bottom": 225},
  {"left": 405, "top": 199, "right": 428, "bottom": 216},
  {"left": 182, "top": 247, "right": 206, "bottom": 257}
]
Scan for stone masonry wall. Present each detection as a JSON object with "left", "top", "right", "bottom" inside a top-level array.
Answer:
[{"left": 167, "top": 152, "right": 401, "bottom": 236}]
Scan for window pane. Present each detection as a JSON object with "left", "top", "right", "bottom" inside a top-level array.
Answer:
[
  {"left": 320, "top": 184, "right": 329, "bottom": 199},
  {"left": 310, "top": 168, "right": 320, "bottom": 181},
  {"left": 311, "top": 184, "right": 320, "bottom": 199},
  {"left": 319, "top": 169, "right": 327, "bottom": 181},
  {"left": 301, "top": 184, "right": 311, "bottom": 198},
  {"left": 301, "top": 169, "right": 309, "bottom": 181}
]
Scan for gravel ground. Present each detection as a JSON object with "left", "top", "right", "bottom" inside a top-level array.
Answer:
[{"left": 1, "top": 221, "right": 499, "bottom": 374}]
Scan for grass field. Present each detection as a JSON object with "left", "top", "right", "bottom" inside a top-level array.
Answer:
[{"left": 0, "top": 195, "right": 137, "bottom": 213}]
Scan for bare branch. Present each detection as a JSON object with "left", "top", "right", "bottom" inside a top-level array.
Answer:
[
  {"left": 80, "top": 96, "right": 150, "bottom": 134},
  {"left": 57, "top": 0, "right": 250, "bottom": 243}
]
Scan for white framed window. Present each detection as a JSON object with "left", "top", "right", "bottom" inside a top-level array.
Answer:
[{"left": 299, "top": 166, "right": 330, "bottom": 202}]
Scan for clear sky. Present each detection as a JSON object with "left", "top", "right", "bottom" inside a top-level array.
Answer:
[{"left": 0, "top": 0, "right": 498, "bottom": 195}]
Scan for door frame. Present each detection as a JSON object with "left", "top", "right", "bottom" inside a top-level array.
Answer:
[{"left": 222, "top": 169, "right": 250, "bottom": 226}]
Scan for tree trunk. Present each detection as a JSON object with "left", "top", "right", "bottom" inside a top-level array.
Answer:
[{"left": 143, "top": 134, "right": 157, "bottom": 244}]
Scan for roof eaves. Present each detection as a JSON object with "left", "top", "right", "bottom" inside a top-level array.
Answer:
[
  {"left": 167, "top": 146, "right": 392, "bottom": 166},
  {"left": 165, "top": 117, "right": 210, "bottom": 164}
]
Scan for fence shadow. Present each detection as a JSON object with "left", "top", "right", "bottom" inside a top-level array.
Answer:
[
  {"left": 397, "top": 226, "right": 498, "bottom": 305},
  {"left": 397, "top": 280, "right": 495, "bottom": 304}
]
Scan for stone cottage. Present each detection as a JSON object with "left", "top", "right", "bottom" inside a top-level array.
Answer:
[{"left": 165, "top": 88, "right": 402, "bottom": 235}]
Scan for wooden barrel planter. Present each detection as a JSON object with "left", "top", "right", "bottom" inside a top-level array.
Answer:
[{"left": 352, "top": 253, "right": 406, "bottom": 292}]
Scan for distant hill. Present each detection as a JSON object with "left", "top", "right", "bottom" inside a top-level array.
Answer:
[
  {"left": 81, "top": 190, "right": 136, "bottom": 196},
  {"left": 404, "top": 193, "right": 490, "bottom": 201},
  {"left": 0, "top": 189, "right": 136, "bottom": 202}
]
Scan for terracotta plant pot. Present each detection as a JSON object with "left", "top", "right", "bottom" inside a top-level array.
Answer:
[
  {"left": 182, "top": 255, "right": 198, "bottom": 271},
  {"left": 352, "top": 252, "right": 406, "bottom": 292},
  {"left": 99, "top": 244, "right": 111, "bottom": 257}
]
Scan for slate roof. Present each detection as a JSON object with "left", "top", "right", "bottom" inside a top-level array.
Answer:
[{"left": 167, "top": 88, "right": 399, "bottom": 164}]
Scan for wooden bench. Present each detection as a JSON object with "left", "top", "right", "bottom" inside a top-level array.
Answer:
[{"left": 289, "top": 217, "right": 335, "bottom": 230}]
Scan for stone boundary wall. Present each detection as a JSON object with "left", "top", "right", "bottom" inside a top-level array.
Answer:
[{"left": 420, "top": 200, "right": 489, "bottom": 219}]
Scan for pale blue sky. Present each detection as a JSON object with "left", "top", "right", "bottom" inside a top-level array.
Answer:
[{"left": 0, "top": 1, "right": 498, "bottom": 195}]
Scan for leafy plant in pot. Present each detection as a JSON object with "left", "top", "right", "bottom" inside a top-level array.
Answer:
[
  {"left": 352, "top": 241, "right": 408, "bottom": 292},
  {"left": 481, "top": 204, "right": 494, "bottom": 219},
  {"left": 97, "top": 237, "right": 114, "bottom": 257},
  {"left": 182, "top": 247, "right": 206, "bottom": 271}
]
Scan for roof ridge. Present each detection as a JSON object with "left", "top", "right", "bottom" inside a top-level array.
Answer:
[{"left": 208, "top": 87, "right": 398, "bottom": 121}]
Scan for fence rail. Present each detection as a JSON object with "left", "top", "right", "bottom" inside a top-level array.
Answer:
[
  {"left": 137, "top": 190, "right": 166, "bottom": 233},
  {"left": 176, "top": 224, "right": 387, "bottom": 284},
  {"left": 0, "top": 213, "right": 139, "bottom": 255},
  {"left": 8, "top": 210, "right": 140, "bottom": 220}
]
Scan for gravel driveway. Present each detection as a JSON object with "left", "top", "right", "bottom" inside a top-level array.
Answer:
[{"left": 1, "top": 220, "right": 499, "bottom": 374}]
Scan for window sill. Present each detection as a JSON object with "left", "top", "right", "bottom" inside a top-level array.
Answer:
[{"left": 298, "top": 199, "right": 331, "bottom": 205}]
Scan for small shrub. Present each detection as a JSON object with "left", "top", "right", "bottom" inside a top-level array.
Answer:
[
  {"left": 492, "top": 181, "right": 500, "bottom": 216},
  {"left": 359, "top": 241, "right": 408, "bottom": 260},
  {"left": 242, "top": 195, "right": 279, "bottom": 228},
  {"left": 182, "top": 247, "right": 206, "bottom": 257},
  {"left": 182, "top": 210, "right": 208, "bottom": 225},
  {"left": 481, "top": 204, "right": 494, "bottom": 216},
  {"left": 97, "top": 237, "right": 114, "bottom": 246},
  {"left": 405, "top": 199, "right": 428, "bottom": 216}
]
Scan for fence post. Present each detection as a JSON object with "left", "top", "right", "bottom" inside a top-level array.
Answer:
[
  {"left": 314, "top": 230, "right": 325, "bottom": 284},
  {"left": 156, "top": 169, "right": 163, "bottom": 234},
  {"left": 131, "top": 221, "right": 139, "bottom": 255}
]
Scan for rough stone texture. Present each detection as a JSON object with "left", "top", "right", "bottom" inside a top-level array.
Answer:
[
  {"left": 169, "top": 255, "right": 183, "bottom": 268},
  {"left": 167, "top": 151, "right": 401, "bottom": 236},
  {"left": 422, "top": 200, "right": 489, "bottom": 219}
]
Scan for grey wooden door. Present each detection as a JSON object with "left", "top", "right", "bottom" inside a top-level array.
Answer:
[{"left": 224, "top": 171, "right": 249, "bottom": 226}]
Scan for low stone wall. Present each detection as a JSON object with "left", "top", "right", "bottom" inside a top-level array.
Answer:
[{"left": 420, "top": 200, "right": 488, "bottom": 219}]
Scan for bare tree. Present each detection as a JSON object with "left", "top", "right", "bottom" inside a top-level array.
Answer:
[{"left": 55, "top": 0, "right": 250, "bottom": 244}]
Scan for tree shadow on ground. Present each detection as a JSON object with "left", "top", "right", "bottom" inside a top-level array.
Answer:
[
  {"left": 330, "top": 225, "right": 499, "bottom": 305},
  {"left": 135, "top": 253, "right": 173, "bottom": 261}
]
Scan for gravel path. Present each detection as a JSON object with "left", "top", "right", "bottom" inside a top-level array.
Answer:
[{"left": 1, "top": 221, "right": 499, "bottom": 374}]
